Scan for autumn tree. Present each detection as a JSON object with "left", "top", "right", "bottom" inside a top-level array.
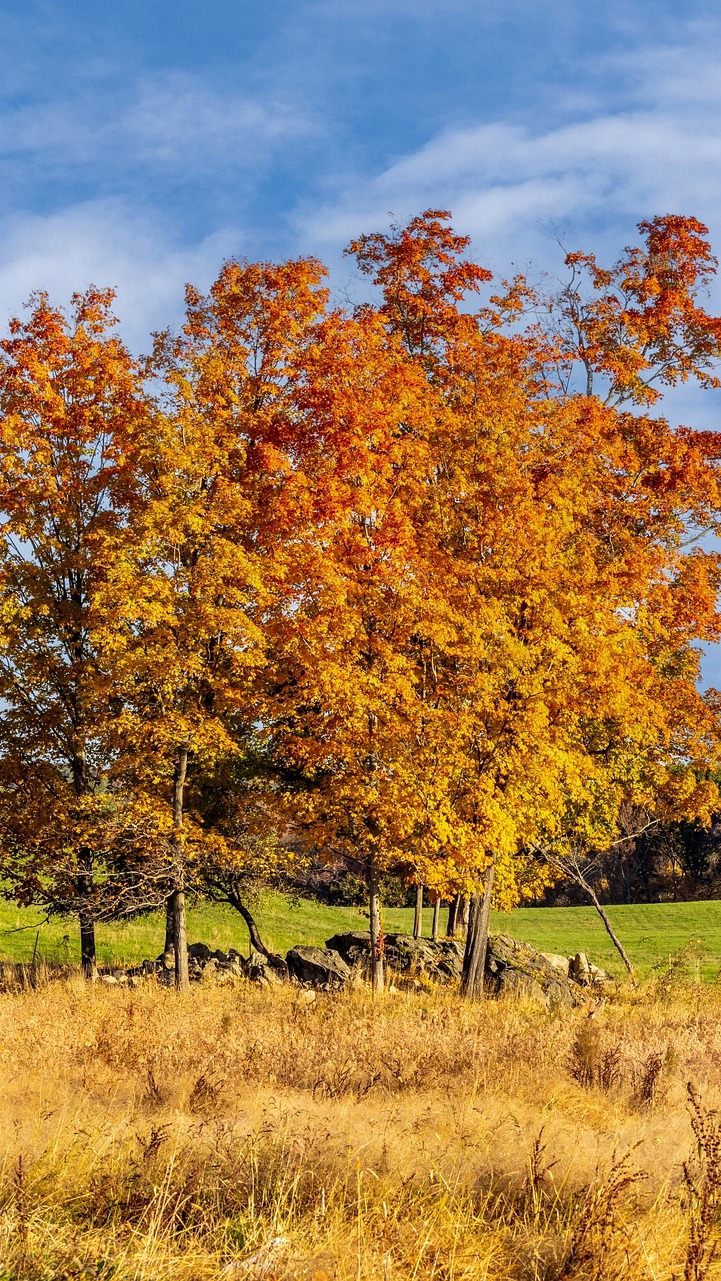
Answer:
[
  {"left": 0, "top": 290, "right": 151, "bottom": 976},
  {"left": 260, "top": 299, "right": 485, "bottom": 993},
  {"left": 346, "top": 211, "right": 721, "bottom": 997},
  {"left": 98, "top": 256, "right": 331, "bottom": 988}
]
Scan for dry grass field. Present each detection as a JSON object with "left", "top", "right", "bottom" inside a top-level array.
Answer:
[{"left": 1, "top": 970, "right": 721, "bottom": 1280}]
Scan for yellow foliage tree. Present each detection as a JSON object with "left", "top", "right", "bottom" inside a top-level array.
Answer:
[
  {"left": 0, "top": 290, "right": 150, "bottom": 975},
  {"left": 97, "top": 257, "right": 331, "bottom": 987}
]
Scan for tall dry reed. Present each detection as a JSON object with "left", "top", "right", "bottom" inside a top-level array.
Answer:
[{"left": 0, "top": 974, "right": 718, "bottom": 1279}]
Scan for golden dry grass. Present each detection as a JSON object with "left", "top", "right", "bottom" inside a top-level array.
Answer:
[{"left": 0, "top": 973, "right": 720, "bottom": 1279}]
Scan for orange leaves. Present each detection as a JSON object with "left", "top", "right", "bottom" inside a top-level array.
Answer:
[
  {"left": 347, "top": 208, "right": 492, "bottom": 358},
  {"left": 549, "top": 216, "right": 721, "bottom": 405},
  {"left": 2, "top": 209, "right": 721, "bottom": 932},
  {"left": 0, "top": 291, "right": 156, "bottom": 920}
]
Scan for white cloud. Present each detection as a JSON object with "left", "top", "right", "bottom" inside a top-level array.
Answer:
[
  {"left": 0, "top": 200, "right": 241, "bottom": 352},
  {"left": 122, "top": 73, "right": 312, "bottom": 169},
  {"left": 300, "top": 30, "right": 721, "bottom": 282},
  {"left": 0, "top": 70, "right": 313, "bottom": 179}
]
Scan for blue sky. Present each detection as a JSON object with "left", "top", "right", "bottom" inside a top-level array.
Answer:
[{"left": 3, "top": 0, "right": 721, "bottom": 676}]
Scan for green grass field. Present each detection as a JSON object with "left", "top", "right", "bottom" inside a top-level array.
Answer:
[{"left": 0, "top": 892, "right": 720, "bottom": 979}]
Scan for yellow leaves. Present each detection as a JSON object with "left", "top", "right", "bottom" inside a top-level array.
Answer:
[{"left": 2, "top": 216, "right": 721, "bottom": 925}]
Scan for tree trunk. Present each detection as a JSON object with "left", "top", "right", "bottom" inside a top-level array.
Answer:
[
  {"left": 171, "top": 744, "right": 190, "bottom": 991},
  {"left": 164, "top": 896, "right": 174, "bottom": 954},
  {"left": 461, "top": 862, "right": 495, "bottom": 1000},
  {"left": 170, "top": 887, "right": 188, "bottom": 989},
  {"left": 79, "top": 904, "right": 97, "bottom": 980},
  {"left": 368, "top": 850, "right": 384, "bottom": 995},
  {"left": 72, "top": 743, "right": 97, "bottom": 980},
  {"left": 583, "top": 881, "right": 636, "bottom": 983},
  {"left": 77, "top": 857, "right": 97, "bottom": 981},
  {"left": 413, "top": 884, "right": 423, "bottom": 938},
  {"left": 432, "top": 895, "right": 441, "bottom": 942},
  {"left": 447, "top": 893, "right": 460, "bottom": 937},
  {"left": 543, "top": 852, "right": 637, "bottom": 984},
  {"left": 226, "top": 888, "right": 272, "bottom": 958},
  {"left": 460, "top": 895, "right": 470, "bottom": 936}
]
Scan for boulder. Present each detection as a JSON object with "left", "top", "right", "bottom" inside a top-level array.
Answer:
[
  {"left": 589, "top": 961, "right": 615, "bottom": 986},
  {"left": 286, "top": 945, "right": 351, "bottom": 989},
  {"left": 485, "top": 935, "right": 575, "bottom": 1008},
  {"left": 385, "top": 934, "right": 464, "bottom": 981},
  {"left": 248, "top": 949, "right": 288, "bottom": 977},
  {"left": 325, "top": 931, "right": 464, "bottom": 984},
  {"left": 245, "top": 953, "right": 285, "bottom": 988},
  {"left": 569, "top": 951, "right": 591, "bottom": 985},
  {"left": 325, "top": 931, "right": 374, "bottom": 970},
  {"left": 188, "top": 942, "right": 212, "bottom": 962},
  {"left": 494, "top": 967, "right": 550, "bottom": 1005}
]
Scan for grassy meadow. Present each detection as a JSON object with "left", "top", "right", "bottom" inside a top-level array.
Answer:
[
  {"left": 2, "top": 976, "right": 721, "bottom": 1279},
  {"left": 1, "top": 892, "right": 721, "bottom": 979}
]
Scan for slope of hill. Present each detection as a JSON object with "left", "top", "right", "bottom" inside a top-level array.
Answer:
[{"left": 0, "top": 893, "right": 718, "bottom": 979}]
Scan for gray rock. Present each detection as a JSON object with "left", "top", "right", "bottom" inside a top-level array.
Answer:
[
  {"left": 569, "top": 951, "right": 591, "bottom": 985},
  {"left": 286, "top": 945, "right": 352, "bottom": 989},
  {"left": 188, "top": 942, "right": 212, "bottom": 962},
  {"left": 485, "top": 935, "right": 575, "bottom": 1008},
  {"left": 589, "top": 961, "right": 615, "bottom": 986},
  {"left": 247, "top": 959, "right": 285, "bottom": 986},
  {"left": 325, "top": 931, "right": 464, "bottom": 984},
  {"left": 247, "top": 948, "right": 288, "bottom": 976},
  {"left": 324, "top": 931, "right": 372, "bottom": 970},
  {"left": 384, "top": 934, "right": 464, "bottom": 981},
  {"left": 494, "top": 967, "right": 550, "bottom": 1005}
]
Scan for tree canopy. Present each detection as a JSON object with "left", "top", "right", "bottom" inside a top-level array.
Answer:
[{"left": 1, "top": 211, "right": 721, "bottom": 991}]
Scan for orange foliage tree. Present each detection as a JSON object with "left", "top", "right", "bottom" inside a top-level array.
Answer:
[
  {"left": 1, "top": 212, "right": 721, "bottom": 997},
  {"left": 96, "top": 256, "right": 331, "bottom": 988},
  {"left": 0, "top": 290, "right": 150, "bottom": 976},
  {"left": 339, "top": 212, "right": 721, "bottom": 995}
]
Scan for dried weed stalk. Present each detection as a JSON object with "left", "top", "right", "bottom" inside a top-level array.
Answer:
[
  {"left": 682, "top": 1082, "right": 721, "bottom": 1281},
  {"left": 560, "top": 1149, "right": 646, "bottom": 1281},
  {"left": 567, "top": 1018, "right": 623, "bottom": 1092}
]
